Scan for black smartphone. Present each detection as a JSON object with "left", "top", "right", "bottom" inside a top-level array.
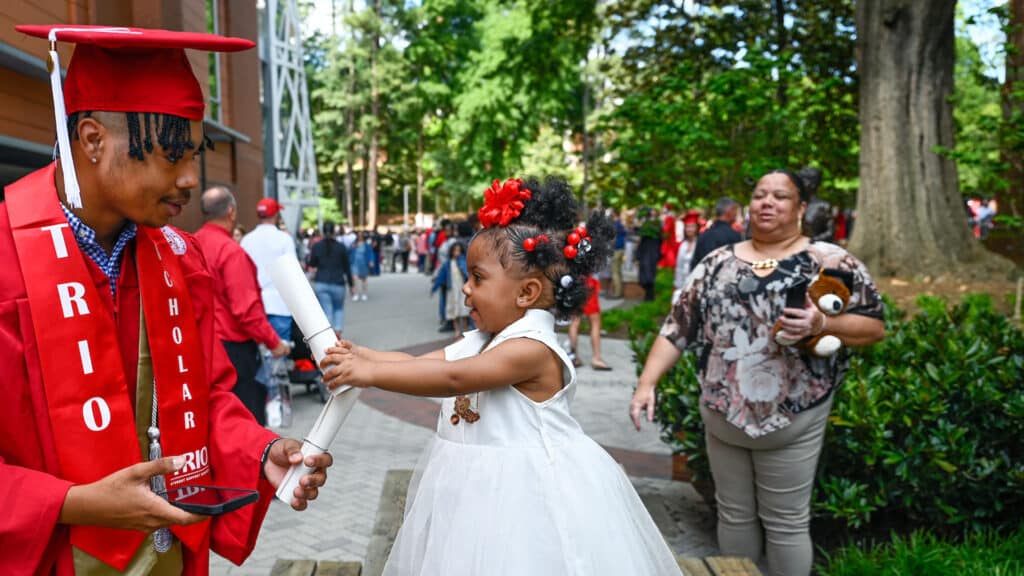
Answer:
[
  {"left": 785, "top": 277, "right": 810, "bottom": 309},
  {"left": 163, "top": 485, "right": 259, "bottom": 516}
]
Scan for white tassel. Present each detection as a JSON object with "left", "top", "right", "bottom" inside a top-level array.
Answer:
[{"left": 48, "top": 30, "right": 81, "bottom": 209}]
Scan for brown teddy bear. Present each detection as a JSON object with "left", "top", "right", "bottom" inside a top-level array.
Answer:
[{"left": 774, "top": 268, "right": 854, "bottom": 357}]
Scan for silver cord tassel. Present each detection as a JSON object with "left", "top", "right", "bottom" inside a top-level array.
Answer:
[{"left": 149, "top": 387, "right": 173, "bottom": 553}]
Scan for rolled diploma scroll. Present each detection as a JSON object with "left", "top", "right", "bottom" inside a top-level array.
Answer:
[{"left": 269, "top": 253, "right": 360, "bottom": 503}]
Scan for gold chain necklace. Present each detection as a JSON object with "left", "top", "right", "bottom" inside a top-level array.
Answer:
[
  {"left": 751, "top": 257, "right": 779, "bottom": 270},
  {"left": 749, "top": 235, "right": 803, "bottom": 271}
]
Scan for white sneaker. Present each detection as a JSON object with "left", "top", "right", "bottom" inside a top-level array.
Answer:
[
  {"left": 352, "top": 294, "right": 359, "bottom": 302},
  {"left": 361, "top": 294, "right": 368, "bottom": 301}
]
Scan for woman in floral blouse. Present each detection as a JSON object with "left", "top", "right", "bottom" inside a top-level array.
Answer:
[{"left": 629, "top": 170, "right": 885, "bottom": 576}]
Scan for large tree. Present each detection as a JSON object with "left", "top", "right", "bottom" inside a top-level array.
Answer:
[
  {"left": 994, "top": 0, "right": 1024, "bottom": 263},
  {"left": 852, "top": 0, "right": 996, "bottom": 275}
]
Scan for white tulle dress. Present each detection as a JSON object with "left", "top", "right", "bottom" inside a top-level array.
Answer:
[{"left": 383, "top": 309, "right": 682, "bottom": 576}]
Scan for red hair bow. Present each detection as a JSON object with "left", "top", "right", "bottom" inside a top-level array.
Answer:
[{"left": 478, "top": 178, "right": 531, "bottom": 228}]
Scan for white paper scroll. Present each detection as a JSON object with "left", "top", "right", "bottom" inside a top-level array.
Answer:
[{"left": 269, "top": 253, "right": 360, "bottom": 504}]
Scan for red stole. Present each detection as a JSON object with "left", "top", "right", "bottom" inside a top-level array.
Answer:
[{"left": 6, "top": 166, "right": 211, "bottom": 570}]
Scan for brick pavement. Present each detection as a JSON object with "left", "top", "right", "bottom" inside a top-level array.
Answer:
[{"left": 210, "top": 270, "right": 716, "bottom": 574}]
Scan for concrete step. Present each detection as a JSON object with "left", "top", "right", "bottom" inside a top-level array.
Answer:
[
  {"left": 680, "top": 556, "right": 762, "bottom": 575},
  {"left": 269, "top": 559, "right": 362, "bottom": 576},
  {"left": 362, "top": 469, "right": 413, "bottom": 576}
]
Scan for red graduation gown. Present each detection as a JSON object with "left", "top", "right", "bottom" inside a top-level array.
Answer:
[
  {"left": 658, "top": 214, "right": 680, "bottom": 268},
  {"left": 0, "top": 165, "right": 278, "bottom": 575}
]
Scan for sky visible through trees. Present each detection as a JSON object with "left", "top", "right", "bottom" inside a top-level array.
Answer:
[{"left": 298, "top": 0, "right": 1016, "bottom": 237}]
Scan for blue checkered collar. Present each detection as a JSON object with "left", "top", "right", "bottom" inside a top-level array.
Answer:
[{"left": 59, "top": 203, "right": 137, "bottom": 296}]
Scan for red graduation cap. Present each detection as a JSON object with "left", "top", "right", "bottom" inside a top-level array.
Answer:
[
  {"left": 15, "top": 25, "right": 255, "bottom": 208},
  {"left": 682, "top": 209, "right": 701, "bottom": 225}
]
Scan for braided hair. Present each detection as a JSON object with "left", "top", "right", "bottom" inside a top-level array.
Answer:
[
  {"left": 472, "top": 176, "right": 614, "bottom": 321},
  {"left": 67, "top": 110, "right": 209, "bottom": 162}
]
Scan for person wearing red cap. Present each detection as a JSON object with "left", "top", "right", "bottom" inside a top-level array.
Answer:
[
  {"left": 241, "top": 197, "right": 296, "bottom": 344},
  {"left": 0, "top": 25, "right": 331, "bottom": 575},
  {"left": 240, "top": 196, "right": 297, "bottom": 425},
  {"left": 673, "top": 209, "right": 702, "bottom": 289},
  {"left": 257, "top": 197, "right": 285, "bottom": 219}
]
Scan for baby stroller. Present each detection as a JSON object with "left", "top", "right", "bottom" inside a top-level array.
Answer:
[{"left": 288, "top": 319, "right": 329, "bottom": 404}]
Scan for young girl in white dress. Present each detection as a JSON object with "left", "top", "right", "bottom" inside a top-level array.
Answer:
[{"left": 321, "top": 176, "right": 682, "bottom": 576}]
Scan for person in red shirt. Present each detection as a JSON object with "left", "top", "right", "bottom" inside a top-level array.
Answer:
[
  {"left": 568, "top": 275, "right": 612, "bottom": 370},
  {"left": 0, "top": 25, "right": 331, "bottom": 575},
  {"left": 196, "top": 186, "right": 291, "bottom": 425}
]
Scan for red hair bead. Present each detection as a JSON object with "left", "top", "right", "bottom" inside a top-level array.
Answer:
[
  {"left": 567, "top": 232, "right": 580, "bottom": 246},
  {"left": 563, "top": 245, "right": 578, "bottom": 259},
  {"left": 523, "top": 237, "right": 537, "bottom": 251}
]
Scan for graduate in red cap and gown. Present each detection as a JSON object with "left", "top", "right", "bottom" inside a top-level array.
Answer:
[
  {"left": 673, "top": 209, "right": 702, "bottom": 289},
  {"left": 0, "top": 25, "right": 333, "bottom": 575},
  {"left": 657, "top": 202, "right": 680, "bottom": 268}
]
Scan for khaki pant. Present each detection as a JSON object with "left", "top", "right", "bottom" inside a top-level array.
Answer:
[
  {"left": 701, "top": 397, "right": 833, "bottom": 576},
  {"left": 610, "top": 249, "right": 624, "bottom": 297}
]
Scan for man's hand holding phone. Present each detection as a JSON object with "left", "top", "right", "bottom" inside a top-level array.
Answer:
[{"left": 59, "top": 456, "right": 207, "bottom": 531}]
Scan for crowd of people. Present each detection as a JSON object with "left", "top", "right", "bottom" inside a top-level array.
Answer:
[{"left": 605, "top": 167, "right": 858, "bottom": 303}]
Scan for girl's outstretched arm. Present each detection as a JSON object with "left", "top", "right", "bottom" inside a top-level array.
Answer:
[
  {"left": 334, "top": 339, "right": 447, "bottom": 363},
  {"left": 320, "top": 338, "right": 547, "bottom": 397}
]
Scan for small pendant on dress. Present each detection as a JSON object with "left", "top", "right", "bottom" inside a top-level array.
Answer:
[{"left": 452, "top": 395, "right": 480, "bottom": 424}]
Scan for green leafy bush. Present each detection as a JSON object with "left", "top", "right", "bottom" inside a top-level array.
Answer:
[
  {"left": 634, "top": 293, "right": 1024, "bottom": 539},
  {"left": 821, "top": 294, "right": 1024, "bottom": 535},
  {"left": 816, "top": 526, "right": 1024, "bottom": 576},
  {"left": 602, "top": 268, "right": 676, "bottom": 335}
]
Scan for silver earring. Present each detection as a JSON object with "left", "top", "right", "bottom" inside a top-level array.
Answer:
[{"left": 90, "top": 157, "right": 97, "bottom": 164}]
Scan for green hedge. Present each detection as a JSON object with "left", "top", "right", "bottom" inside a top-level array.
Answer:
[
  {"left": 602, "top": 268, "right": 677, "bottom": 335},
  {"left": 816, "top": 526, "right": 1024, "bottom": 575},
  {"left": 631, "top": 293, "right": 1024, "bottom": 538}
]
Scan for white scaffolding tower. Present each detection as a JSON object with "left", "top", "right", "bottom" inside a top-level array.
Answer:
[{"left": 261, "top": 0, "right": 319, "bottom": 234}]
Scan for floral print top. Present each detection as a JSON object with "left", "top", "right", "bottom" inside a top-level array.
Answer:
[{"left": 660, "top": 241, "right": 883, "bottom": 438}]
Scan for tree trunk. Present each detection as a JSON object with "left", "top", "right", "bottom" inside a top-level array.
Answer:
[
  {"left": 360, "top": 138, "right": 368, "bottom": 229},
  {"left": 345, "top": 153, "right": 354, "bottom": 226},
  {"left": 344, "top": 0, "right": 356, "bottom": 228},
  {"left": 416, "top": 127, "right": 424, "bottom": 218},
  {"left": 332, "top": 165, "right": 342, "bottom": 217},
  {"left": 993, "top": 0, "right": 1024, "bottom": 264},
  {"left": 852, "top": 0, "right": 992, "bottom": 276},
  {"left": 366, "top": 0, "right": 381, "bottom": 231},
  {"left": 581, "top": 70, "right": 590, "bottom": 215},
  {"left": 773, "top": 0, "right": 788, "bottom": 156},
  {"left": 774, "top": 0, "right": 787, "bottom": 109}
]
